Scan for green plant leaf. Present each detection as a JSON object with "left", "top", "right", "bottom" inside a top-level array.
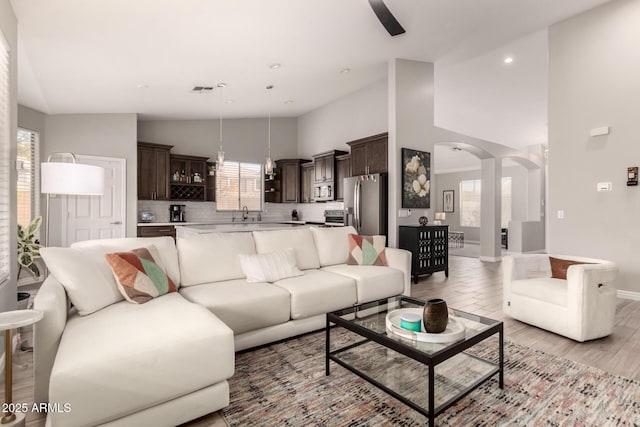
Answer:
[{"left": 27, "top": 216, "right": 42, "bottom": 235}]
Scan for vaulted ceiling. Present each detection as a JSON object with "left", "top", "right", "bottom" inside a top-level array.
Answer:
[{"left": 13, "top": 0, "right": 611, "bottom": 150}]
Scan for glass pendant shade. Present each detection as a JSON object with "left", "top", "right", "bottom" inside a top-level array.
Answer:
[
  {"left": 265, "top": 157, "right": 275, "bottom": 175},
  {"left": 217, "top": 148, "right": 225, "bottom": 167}
]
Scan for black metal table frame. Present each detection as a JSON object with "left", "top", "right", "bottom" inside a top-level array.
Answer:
[{"left": 326, "top": 296, "right": 503, "bottom": 426}]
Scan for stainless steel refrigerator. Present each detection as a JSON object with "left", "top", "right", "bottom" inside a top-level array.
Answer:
[{"left": 343, "top": 174, "right": 388, "bottom": 237}]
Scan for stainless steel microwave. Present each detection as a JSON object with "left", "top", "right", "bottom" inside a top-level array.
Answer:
[{"left": 313, "top": 182, "right": 334, "bottom": 201}]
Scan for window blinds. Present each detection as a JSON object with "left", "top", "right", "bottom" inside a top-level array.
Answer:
[
  {"left": 17, "top": 128, "right": 40, "bottom": 230},
  {"left": 216, "top": 161, "right": 263, "bottom": 211},
  {"left": 0, "top": 33, "right": 10, "bottom": 284}
]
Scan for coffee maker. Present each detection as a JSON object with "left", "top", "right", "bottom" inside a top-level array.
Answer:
[{"left": 169, "top": 204, "right": 186, "bottom": 223}]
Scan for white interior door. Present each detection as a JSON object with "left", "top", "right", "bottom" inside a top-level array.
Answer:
[{"left": 61, "top": 156, "right": 126, "bottom": 246}]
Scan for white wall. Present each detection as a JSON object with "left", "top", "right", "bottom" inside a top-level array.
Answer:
[
  {"left": 548, "top": 0, "right": 640, "bottom": 293},
  {"left": 138, "top": 117, "right": 298, "bottom": 164},
  {"left": 389, "top": 59, "right": 437, "bottom": 247},
  {"left": 297, "top": 79, "right": 387, "bottom": 158},
  {"left": 44, "top": 114, "right": 138, "bottom": 240},
  {"left": 0, "top": 0, "right": 18, "bottom": 314}
]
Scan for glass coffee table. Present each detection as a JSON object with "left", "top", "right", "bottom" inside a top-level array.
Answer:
[{"left": 326, "top": 295, "right": 503, "bottom": 426}]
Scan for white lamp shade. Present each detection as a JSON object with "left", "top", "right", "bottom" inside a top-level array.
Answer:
[
  {"left": 41, "top": 162, "right": 105, "bottom": 195},
  {"left": 435, "top": 212, "right": 446, "bottom": 220}
]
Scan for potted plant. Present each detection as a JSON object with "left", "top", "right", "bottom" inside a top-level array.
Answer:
[
  {"left": 17, "top": 216, "right": 43, "bottom": 279},
  {"left": 208, "top": 164, "right": 216, "bottom": 176}
]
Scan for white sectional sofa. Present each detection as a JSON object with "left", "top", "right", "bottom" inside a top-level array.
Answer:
[{"left": 34, "top": 226, "right": 411, "bottom": 427}]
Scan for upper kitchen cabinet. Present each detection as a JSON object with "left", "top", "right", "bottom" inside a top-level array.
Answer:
[
  {"left": 347, "top": 133, "right": 388, "bottom": 176},
  {"left": 138, "top": 142, "right": 172, "bottom": 200},
  {"left": 335, "top": 153, "right": 351, "bottom": 201},
  {"left": 277, "top": 159, "right": 310, "bottom": 204},
  {"left": 301, "top": 162, "right": 314, "bottom": 203},
  {"left": 313, "top": 150, "right": 348, "bottom": 183},
  {"left": 169, "top": 154, "right": 209, "bottom": 201}
]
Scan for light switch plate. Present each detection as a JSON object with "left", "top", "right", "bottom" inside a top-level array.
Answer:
[
  {"left": 557, "top": 210, "right": 564, "bottom": 219},
  {"left": 597, "top": 182, "right": 612, "bottom": 192}
]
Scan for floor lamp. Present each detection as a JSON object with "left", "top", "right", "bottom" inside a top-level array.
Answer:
[{"left": 41, "top": 153, "right": 105, "bottom": 248}]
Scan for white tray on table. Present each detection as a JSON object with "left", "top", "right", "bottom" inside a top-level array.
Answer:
[{"left": 385, "top": 308, "right": 466, "bottom": 343}]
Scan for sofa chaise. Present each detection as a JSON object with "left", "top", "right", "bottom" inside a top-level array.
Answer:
[{"left": 34, "top": 226, "right": 411, "bottom": 426}]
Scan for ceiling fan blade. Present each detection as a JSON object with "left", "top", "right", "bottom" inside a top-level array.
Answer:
[{"left": 368, "top": 0, "right": 406, "bottom": 37}]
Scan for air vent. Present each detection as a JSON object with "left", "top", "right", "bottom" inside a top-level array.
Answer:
[{"left": 191, "top": 86, "right": 214, "bottom": 93}]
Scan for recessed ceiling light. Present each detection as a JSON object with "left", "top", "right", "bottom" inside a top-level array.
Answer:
[
  {"left": 284, "top": 100, "right": 294, "bottom": 105},
  {"left": 217, "top": 83, "right": 227, "bottom": 88},
  {"left": 504, "top": 57, "right": 514, "bottom": 64},
  {"left": 224, "top": 100, "right": 233, "bottom": 104},
  {"left": 137, "top": 84, "right": 149, "bottom": 89},
  {"left": 451, "top": 147, "right": 463, "bottom": 151},
  {"left": 269, "top": 63, "right": 281, "bottom": 70},
  {"left": 340, "top": 68, "right": 351, "bottom": 74}
]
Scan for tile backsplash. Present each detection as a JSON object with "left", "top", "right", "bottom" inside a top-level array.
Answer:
[{"left": 138, "top": 200, "right": 344, "bottom": 224}]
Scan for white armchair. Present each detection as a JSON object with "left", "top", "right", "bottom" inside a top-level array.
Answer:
[{"left": 503, "top": 254, "right": 618, "bottom": 342}]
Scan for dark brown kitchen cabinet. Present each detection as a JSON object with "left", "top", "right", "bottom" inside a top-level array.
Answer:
[
  {"left": 276, "top": 159, "right": 310, "bottom": 204},
  {"left": 169, "top": 154, "right": 209, "bottom": 201},
  {"left": 301, "top": 162, "right": 314, "bottom": 203},
  {"left": 313, "top": 150, "right": 348, "bottom": 183},
  {"left": 335, "top": 153, "right": 351, "bottom": 201},
  {"left": 205, "top": 162, "right": 216, "bottom": 202},
  {"left": 347, "top": 132, "right": 388, "bottom": 176},
  {"left": 138, "top": 142, "right": 172, "bottom": 200},
  {"left": 137, "top": 225, "right": 176, "bottom": 240}
]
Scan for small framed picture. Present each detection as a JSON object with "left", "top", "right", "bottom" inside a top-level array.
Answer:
[
  {"left": 443, "top": 190, "right": 454, "bottom": 213},
  {"left": 627, "top": 167, "right": 638, "bottom": 186}
]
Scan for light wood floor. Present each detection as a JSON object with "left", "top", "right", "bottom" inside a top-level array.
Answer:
[{"left": 3, "top": 255, "right": 640, "bottom": 426}]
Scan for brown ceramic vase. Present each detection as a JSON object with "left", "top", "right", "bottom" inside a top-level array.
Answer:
[{"left": 423, "top": 298, "right": 448, "bottom": 333}]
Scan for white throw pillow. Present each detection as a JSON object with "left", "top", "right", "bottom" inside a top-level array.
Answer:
[
  {"left": 239, "top": 248, "right": 304, "bottom": 283},
  {"left": 40, "top": 245, "right": 123, "bottom": 315}
]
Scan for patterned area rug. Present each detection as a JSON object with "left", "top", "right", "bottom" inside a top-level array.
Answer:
[{"left": 222, "top": 329, "right": 640, "bottom": 426}]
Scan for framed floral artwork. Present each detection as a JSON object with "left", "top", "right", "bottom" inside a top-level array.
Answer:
[{"left": 402, "top": 148, "right": 430, "bottom": 208}]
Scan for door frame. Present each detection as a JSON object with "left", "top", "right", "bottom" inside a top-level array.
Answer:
[{"left": 59, "top": 155, "right": 127, "bottom": 247}]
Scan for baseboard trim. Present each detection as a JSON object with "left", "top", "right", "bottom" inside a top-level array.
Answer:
[
  {"left": 479, "top": 256, "right": 501, "bottom": 262},
  {"left": 618, "top": 290, "right": 640, "bottom": 301}
]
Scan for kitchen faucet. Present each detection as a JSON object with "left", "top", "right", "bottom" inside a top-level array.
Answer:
[{"left": 242, "top": 206, "right": 248, "bottom": 222}]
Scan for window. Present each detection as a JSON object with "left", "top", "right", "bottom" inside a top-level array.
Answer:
[
  {"left": 460, "top": 179, "right": 481, "bottom": 227},
  {"left": 0, "top": 33, "right": 10, "bottom": 283},
  {"left": 17, "top": 128, "right": 40, "bottom": 230},
  {"left": 216, "top": 161, "right": 263, "bottom": 211},
  {"left": 459, "top": 177, "right": 512, "bottom": 228}
]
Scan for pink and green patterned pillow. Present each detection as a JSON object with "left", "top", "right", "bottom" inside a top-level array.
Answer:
[
  {"left": 347, "top": 234, "right": 388, "bottom": 266},
  {"left": 105, "top": 245, "right": 176, "bottom": 304}
]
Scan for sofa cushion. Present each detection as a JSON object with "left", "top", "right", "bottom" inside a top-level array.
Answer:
[
  {"left": 105, "top": 245, "right": 177, "bottom": 304},
  {"left": 253, "top": 228, "right": 320, "bottom": 270},
  {"left": 239, "top": 248, "right": 303, "bottom": 283},
  {"left": 272, "top": 269, "right": 356, "bottom": 319},
  {"left": 322, "top": 264, "right": 404, "bottom": 303},
  {"left": 510, "top": 278, "right": 568, "bottom": 307},
  {"left": 48, "top": 293, "right": 234, "bottom": 427},
  {"left": 177, "top": 232, "right": 256, "bottom": 286},
  {"left": 310, "top": 226, "right": 358, "bottom": 267},
  {"left": 179, "top": 279, "right": 291, "bottom": 334},
  {"left": 72, "top": 237, "right": 181, "bottom": 287},
  {"left": 40, "top": 245, "right": 123, "bottom": 315},
  {"left": 347, "top": 234, "right": 387, "bottom": 266}
]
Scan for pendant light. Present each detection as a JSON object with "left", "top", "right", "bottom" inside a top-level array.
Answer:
[
  {"left": 265, "top": 85, "right": 275, "bottom": 175},
  {"left": 216, "top": 83, "right": 226, "bottom": 167}
]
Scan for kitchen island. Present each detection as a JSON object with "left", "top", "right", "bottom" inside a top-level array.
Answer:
[{"left": 175, "top": 222, "right": 309, "bottom": 238}]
